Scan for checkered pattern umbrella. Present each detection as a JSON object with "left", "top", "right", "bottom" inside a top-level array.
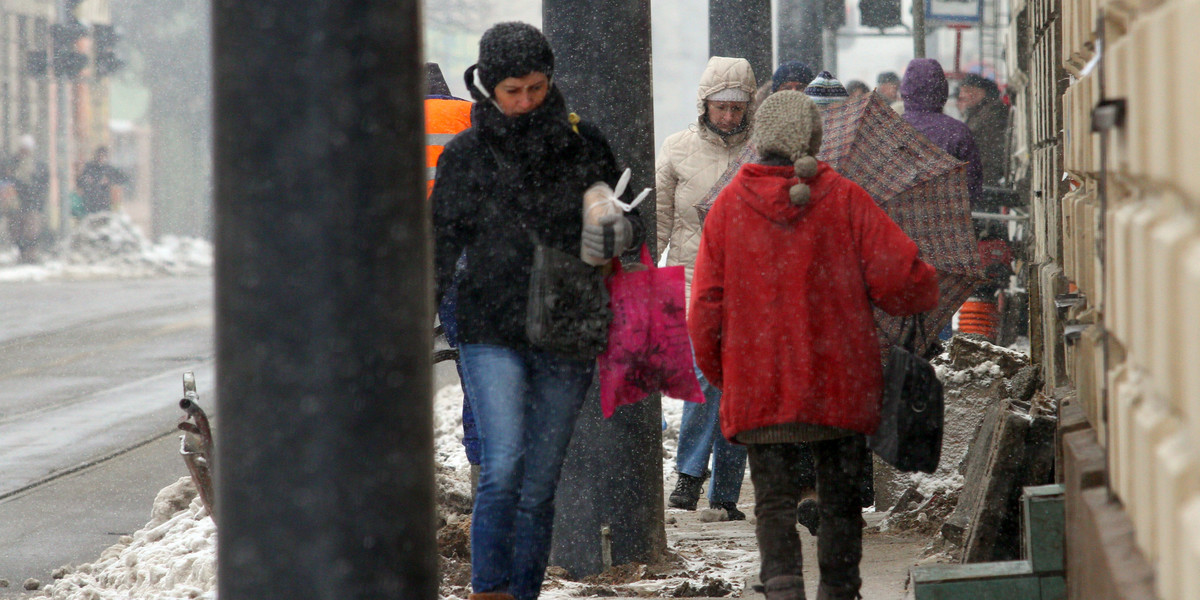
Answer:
[{"left": 818, "top": 93, "right": 985, "bottom": 356}]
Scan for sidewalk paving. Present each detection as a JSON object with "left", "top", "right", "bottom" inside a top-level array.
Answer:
[
  {"left": 542, "top": 472, "right": 935, "bottom": 600},
  {"left": 640, "top": 506, "right": 927, "bottom": 599}
]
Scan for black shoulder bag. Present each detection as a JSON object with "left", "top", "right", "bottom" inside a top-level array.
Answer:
[
  {"left": 867, "top": 315, "right": 945, "bottom": 474},
  {"left": 525, "top": 232, "right": 612, "bottom": 360}
]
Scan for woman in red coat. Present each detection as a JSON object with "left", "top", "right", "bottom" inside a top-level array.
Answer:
[{"left": 688, "top": 91, "right": 939, "bottom": 600}]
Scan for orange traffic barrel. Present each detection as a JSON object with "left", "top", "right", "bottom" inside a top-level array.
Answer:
[{"left": 958, "top": 300, "right": 998, "bottom": 340}]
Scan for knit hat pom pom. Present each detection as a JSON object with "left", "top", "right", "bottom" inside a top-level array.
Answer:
[
  {"left": 789, "top": 183, "right": 812, "bottom": 205},
  {"left": 793, "top": 156, "right": 818, "bottom": 179}
]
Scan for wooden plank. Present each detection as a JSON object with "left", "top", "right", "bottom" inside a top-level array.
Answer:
[
  {"left": 943, "top": 398, "right": 1007, "bottom": 546},
  {"left": 964, "top": 406, "right": 1032, "bottom": 562}
]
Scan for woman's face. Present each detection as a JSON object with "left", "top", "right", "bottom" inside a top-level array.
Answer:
[
  {"left": 706, "top": 100, "right": 748, "bottom": 133},
  {"left": 493, "top": 72, "right": 550, "bottom": 117}
]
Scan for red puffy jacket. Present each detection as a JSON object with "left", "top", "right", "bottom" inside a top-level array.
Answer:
[{"left": 688, "top": 161, "right": 939, "bottom": 440}]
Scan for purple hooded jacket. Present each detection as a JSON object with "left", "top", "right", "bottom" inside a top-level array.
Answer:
[{"left": 900, "top": 59, "right": 983, "bottom": 206}]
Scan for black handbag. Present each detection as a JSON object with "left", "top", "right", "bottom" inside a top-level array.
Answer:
[
  {"left": 526, "top": 239, "right": 612, "bottom": 361},
  {"left": 868, "top": 315, "right": 944, "bottom": 474}
]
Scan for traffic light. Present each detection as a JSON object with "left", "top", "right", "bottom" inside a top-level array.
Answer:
[
  {"left": 52, "top": 21, "right": 88, "bottom": 79},
  {"left": 93, "top": 24, "right": 123, "bottom": 77},
  {"left": 860, "top": 0, "right": 902, "bottom": 29}
]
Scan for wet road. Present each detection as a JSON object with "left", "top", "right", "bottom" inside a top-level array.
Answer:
[
  {"left": 0, "top": 276, "right": 214, "bottom": 591},
  {"left": 0, "top": 275, "right": 459, "bottom": 590},
  {"left": 0, "top": 277, "right": 215, "bottom": 499}
]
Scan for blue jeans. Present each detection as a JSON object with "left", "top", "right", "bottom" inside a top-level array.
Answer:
[
  {"left": 675, "top": 364, "right": 748, "bottom": 504},
  {"left": 458, "top": 344, "right": 595, "bottom": 600},
  {"left": 439, "top": 254, "right": 480, "bottom": 465}
]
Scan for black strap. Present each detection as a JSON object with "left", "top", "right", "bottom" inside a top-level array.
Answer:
[{"left": 898, "top": 314, "right": 927, "bottom": 352}]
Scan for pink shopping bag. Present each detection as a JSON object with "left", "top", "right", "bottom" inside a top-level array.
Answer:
[{"left": 599, "top": 245, "right": 705, "bottom": 418}]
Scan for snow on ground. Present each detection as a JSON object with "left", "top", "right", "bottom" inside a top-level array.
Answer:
[
  {"left": 31, "top": 340, "right": 1022, "bottom": 599},
  {"left": 0, "top": 212, "right": 211, "bottom": 282},
  {"left": 34, "top": 478, "right": 216, "bottom": 600}
]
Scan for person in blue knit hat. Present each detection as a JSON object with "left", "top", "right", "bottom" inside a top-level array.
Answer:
[{"left": 756, "top": 61, "right": 816, "bottom": 106}]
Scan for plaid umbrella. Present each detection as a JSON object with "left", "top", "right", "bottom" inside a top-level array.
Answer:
[
  {"left": 695, "top": 93, "right": 984, "bottom": 356},
  {"left": 818, "top": 93, "right": 985, "bottom": 356}
]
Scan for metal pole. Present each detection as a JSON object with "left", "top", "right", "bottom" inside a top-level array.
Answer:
[
  {"left": 710, "top": 0, "right": 773, "bottom": 85},
  {"left": 543, "top": 0, "right": 666, "bottom": 577},
  {"left": 54, "top": 78, "right": 71, "bottom": 233},
  {"left": 955, "top": 26, "right": 964, "bottom": 73},
  {"left": 777, "top": 0, "right": 825, "bottom": 70},
  {"left": 778, "top": 0, "right": 822, "bottom": 70},
  {"left": 914, "top": 0, "right": 927, "bottom": 58},
  {"left": 823, "top": 26, "right": 838, "bottom": 74},
  {"left": 213, "top": 0, "right": 436, "bottom": 598},
  {"left": 54, "top": 0, "right": 72, "bottom": 235}
]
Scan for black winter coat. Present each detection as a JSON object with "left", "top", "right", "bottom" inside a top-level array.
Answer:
[{"left": 432, "top": 86, "right": 645, "bottom": 350}]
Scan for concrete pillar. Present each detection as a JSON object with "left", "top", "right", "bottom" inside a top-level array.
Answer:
[
  {"left": 778, "top": 0, "right": 823, "bottom": 72},
  {"left": 543, "top": 0, "right": 666, "bottom": 578},
  {"left": 711, "top": 0, "right": 773, "bottom": 86},
  {"left": 212, "top": 0, "right": 436, "bottom": 598}
]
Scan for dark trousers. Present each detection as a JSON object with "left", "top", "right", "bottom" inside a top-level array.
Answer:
[{"left": 748, "top": 436, "right": 867, "bottom": 600}]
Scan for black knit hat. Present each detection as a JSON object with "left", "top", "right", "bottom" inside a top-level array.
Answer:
[{"left": 475, "top": 22, "right": 555, "bottom": 93}]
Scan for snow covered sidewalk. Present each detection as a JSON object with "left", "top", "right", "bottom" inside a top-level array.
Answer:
[{"left": 19, "top": 336, "right": 1035, "bottom": 600}]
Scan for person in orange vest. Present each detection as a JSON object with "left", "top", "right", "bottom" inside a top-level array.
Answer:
[
  {"left": 428, "top": 62, "right": 483, "bottom": 493},
  {"left": 427, "top": 63, "right": 472, "bottom": 196}
]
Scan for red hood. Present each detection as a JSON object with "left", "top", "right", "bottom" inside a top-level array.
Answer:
[{"left": 730, "top": 161, "right": 839, "bottom": 225}]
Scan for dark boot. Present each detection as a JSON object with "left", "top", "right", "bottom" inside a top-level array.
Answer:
[
  {"left": 815, "top": 585, "right": 861, "bottom": 600},
  {"left": 762, "top": 575, "right": 805, "bottom": 600},
  {"left": 796, "top": 498, "right": 820, "bottom": 536},
  {"left": 668, "top": 472, "right": 706, "bottom": 510},
  {"left": 467, "top": 593, "right": 515, "bottom": 600},
  {"left": 711, "top": 501, "right": 747, "bottom": 521}
]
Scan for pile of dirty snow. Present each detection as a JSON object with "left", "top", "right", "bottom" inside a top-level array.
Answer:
[
  {"left": 35, "top": 477, "right": 216, "bottom": 600},
  {"left": 876, "top": 335, "right": 1036, "bottom": 540},
  {"left": 0, "top": 212, "right": 212, "bottom": 281}
]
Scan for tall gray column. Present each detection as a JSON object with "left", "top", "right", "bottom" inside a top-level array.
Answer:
[
  {"left": 543, "top": 0, "right": 666, "bottom": 578},
  {"left": 212, "top": 0, "right": 436, "bottom": 598},
  {"left": 778, "top": 0, "right": 824, "bottom": 71},
  {"left": 710, "top": 0, "right": 773, "bottom": 85}
]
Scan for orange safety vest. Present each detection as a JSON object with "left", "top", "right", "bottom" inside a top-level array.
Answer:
[{"left": 426, "top": 97, "right": 473, "bottom": 196}]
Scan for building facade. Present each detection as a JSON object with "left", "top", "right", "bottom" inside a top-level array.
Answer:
[
  {"left": 0, "top": 0, "right": 111, "bottom": 233},
  {"left": 1010, "top": 0, "right": 1200, "bottom": 593}
]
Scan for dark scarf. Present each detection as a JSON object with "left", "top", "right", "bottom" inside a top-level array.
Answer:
[
  {"left": 464, "top": 64, "right": 579, "bottom": 168},
  {"left": 702, "top": 115, "right": 750, "bottom": 140}
]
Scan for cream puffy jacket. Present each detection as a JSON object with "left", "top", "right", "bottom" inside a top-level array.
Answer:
[{"left": 656, "top": 56, "right": 757, "bottom": 296}]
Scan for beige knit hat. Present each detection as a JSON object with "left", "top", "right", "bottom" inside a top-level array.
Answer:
[{"left": 750, "top": 91, "right": 824, "bottom": 205}]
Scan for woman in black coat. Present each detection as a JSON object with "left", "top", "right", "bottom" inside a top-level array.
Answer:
[{"left": 431, "top": 22, "right": 643, "bottom": 600}]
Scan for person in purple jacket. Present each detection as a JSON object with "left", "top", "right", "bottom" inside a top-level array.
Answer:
[{"left": 899, "top": 58, "right": 983, "bottom": 208}]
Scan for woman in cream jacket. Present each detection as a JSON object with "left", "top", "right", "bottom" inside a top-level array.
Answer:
[{"left": 656, "top": 55, "right": 756, "bottom": 518}]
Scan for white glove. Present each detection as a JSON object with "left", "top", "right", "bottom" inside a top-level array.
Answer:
[{"left": 582, "top": 213, "right": 633, "bottom": 261}]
